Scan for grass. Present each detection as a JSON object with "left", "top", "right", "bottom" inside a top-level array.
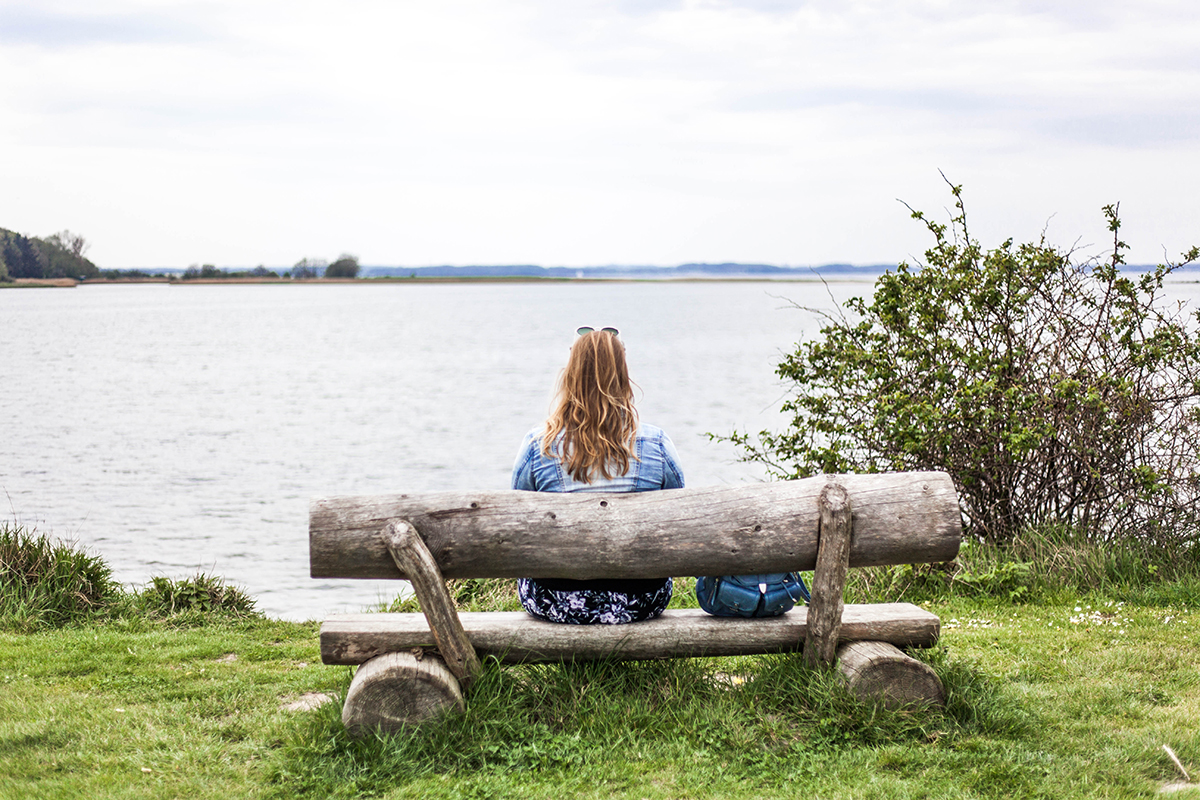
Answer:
[
  {"left": 0, "top": 523, "right": 259, "bottom": 632},
  {"left": 5, "top": 597, "right": 1199, "bottom": 798},
  {"left": 133, "top": 573, "right": 260, "bottom": 623},
  {"left": 0, "top": 617, "right": 330, "bottom": 799},
  {"left": 5, "top": 522, "right": 1200, "bottom": 797},
  {"left": 0, "top": 522, "right": 119, "bottom": 631},
  {"left": 847, "top": 523, "right": 1200, "bottom": 609}
]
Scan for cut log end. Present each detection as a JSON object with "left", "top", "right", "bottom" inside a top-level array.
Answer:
[
  {"left": 819, "top": 481, "right": 850, "bottom": 512},
  {"left": 342, "top": 651, "right": 464, "bottom": 735},
  {"left": 836, "top": 640, "right": 945, "bottom": 708}
]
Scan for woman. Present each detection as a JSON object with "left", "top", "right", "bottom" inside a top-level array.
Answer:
[{"left": 512, "top": 327, "right": 684, "bottom": 624}]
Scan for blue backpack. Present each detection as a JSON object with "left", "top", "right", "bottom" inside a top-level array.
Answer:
[{"left": 695, "top": 573, "right": 811, "bottom": 618}]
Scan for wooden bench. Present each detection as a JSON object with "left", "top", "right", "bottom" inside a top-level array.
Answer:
[{"left": 310, "top": 472, "right": 962, "bottom": 734}]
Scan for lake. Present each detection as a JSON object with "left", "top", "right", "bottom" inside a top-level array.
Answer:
[
  {"left": 2, "top": 279, "right": 875, "bottom": 620},
  {"left": 6, "top": 277, "right": 1199, "bottom": 620}
]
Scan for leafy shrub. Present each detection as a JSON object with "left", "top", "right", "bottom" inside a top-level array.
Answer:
[
  {"left": 0, "top": 523, "right": 119, "bottom": 629},
  {"left": 136, "top": 572, "right": 259, "bottom": 621},
  {"left": 728, "top": 181, "right": 1200, "bottom": 547}
]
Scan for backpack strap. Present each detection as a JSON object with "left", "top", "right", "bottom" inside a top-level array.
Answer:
[{"left": 794, "top": 572, "right": 811, "bottom": 603}]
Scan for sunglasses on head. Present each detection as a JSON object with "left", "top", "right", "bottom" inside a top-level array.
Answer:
[{"left": 577, "top": 326, "right": 619, "bottom": 336}]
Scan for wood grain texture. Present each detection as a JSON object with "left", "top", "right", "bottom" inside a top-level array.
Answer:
[
  {"left": 836, "top": 640, "right": 945, "bottom": 708},
  {"left": 310, "top": 472, "right": 962, "bottom": 580},
  {"left": 805, "top": 482, "right": 852, "bottom": 668},
  {"left": 381, "top": 519, "right": 481, "bottom": 686},
  {"left": 341, "top": 651, "right": 464, "bottom": 735},
  {"left": 319, "top": 604, "right": 941, "bottom": 665}
]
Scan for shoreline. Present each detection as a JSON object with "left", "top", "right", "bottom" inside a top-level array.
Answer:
[
  {"left": 6, "top": 272, "right": 1195, "bottom": 290},
  {"left": 2, "top": 274, "right": 857, "bottom": 289}
]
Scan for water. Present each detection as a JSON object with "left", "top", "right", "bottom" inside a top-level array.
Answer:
[{"left": 1, "top": 279, "right": 862, "bottom": 620}]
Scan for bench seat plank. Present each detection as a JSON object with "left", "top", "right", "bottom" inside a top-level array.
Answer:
[{"left": 320, "top": 604, "right": 940, "bottom": 665}]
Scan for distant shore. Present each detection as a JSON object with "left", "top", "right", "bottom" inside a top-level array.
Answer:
[
  {"left": 1, "top": 274, "right": 849, "bottom": 289},
  {"left": 6, "top": 271, "right": 1195, "bottom": 290}
]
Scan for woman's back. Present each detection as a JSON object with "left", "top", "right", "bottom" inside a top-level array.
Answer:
[
  {"left": 513, "top": 328, "right": 684, "bottom": 624},
  {"left": 512, "top": 422, "right": 684, "bottom": 494}
]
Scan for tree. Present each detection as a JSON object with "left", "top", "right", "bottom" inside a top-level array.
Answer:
[
  {"left": 35, "top": 231, "right": 99, "bottom": 280},
  {"left": 45, "top": 229, "right": 89, "bottom": 259},
  {"left": 1, "top": 228, "right": 48, "bottom": 279},
  {"left": 292, "top": 257, "right": 327, "bottom": 280},
  {"left": 325, "top": 253, "right": 360, "bottom": 279},
  {"left": 728, "top": 181, "right": 1200, "bottom": 548},
  {"left": 181, "top": 264, "right": 224, "bottom": 280}
]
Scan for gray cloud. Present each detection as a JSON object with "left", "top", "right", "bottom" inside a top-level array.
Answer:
[
  {"left": 0, "top": 4, "right": 217, "bottom": 48},
  {"left": 1034, "top": 110, "right": 1200, "bottom": 148},
  {"left": 725, "top": 85, "right": 1001, "bottom": 114}
]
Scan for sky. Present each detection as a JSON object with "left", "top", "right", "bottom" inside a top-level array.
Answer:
[{"left": 1, "top": 0, "right": 1198, "bottom": 269}]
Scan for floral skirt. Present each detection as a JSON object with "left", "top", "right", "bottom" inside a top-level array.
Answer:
[{"left": 517, "top": 577, "right": 673, "bottom": 625}]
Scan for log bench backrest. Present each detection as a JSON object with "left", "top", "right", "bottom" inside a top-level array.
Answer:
[{"left": 310, "top": 472, "right": 962, "bottom": 581}]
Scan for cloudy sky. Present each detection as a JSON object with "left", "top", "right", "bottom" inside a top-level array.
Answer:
[{"left": 1, "top": 0, "right": 1198, "bottom": 269}]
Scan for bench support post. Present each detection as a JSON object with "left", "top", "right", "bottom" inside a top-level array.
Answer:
[
  {"left": 382, "top": 519, "right": 482, "bottom": 687},
  {"left": 804, "top": 482, "right": 852, "bottom": 669}
]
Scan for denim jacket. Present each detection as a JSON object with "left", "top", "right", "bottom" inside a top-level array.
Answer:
[{"left": 511, "top": 422, "right": 685, "bottom": 493}]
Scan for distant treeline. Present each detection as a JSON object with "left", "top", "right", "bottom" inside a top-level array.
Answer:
[
  {"left": 182, "top": 265, "right": 280, "bottom": 280},
  {"left": 8, "top": 228, "right": 1186, "bottom": 285},
  {"left": 360, "top": 263, "right": 899, "bottom": 279},
  {"left": 0, "top": 232, "right": 363, "bottom": 283},
  {"left": 179, "top": 255, "right": 360, "bottom": 280}
]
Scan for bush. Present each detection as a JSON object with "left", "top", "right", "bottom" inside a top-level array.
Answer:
[
  {"left": 728, "top": 181, "right": 1200, "bottom": 547},
  {"left": 135, "top": 572, "right": 259, "bottom": 622},
  {"left": 0, "top": 523, "right": 119, "bottom": 629},
  {"left": 325, "top": 254, "right": 360, "bottom": 279}
]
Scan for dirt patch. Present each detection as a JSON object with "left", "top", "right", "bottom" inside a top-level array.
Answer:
[{"left": 282, "top": 692, "right": 335, "bottom": 712}]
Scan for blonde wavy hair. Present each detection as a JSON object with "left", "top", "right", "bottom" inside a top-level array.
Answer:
[{"left": 543, "top": 330, "right": 639, "bottom": 483}]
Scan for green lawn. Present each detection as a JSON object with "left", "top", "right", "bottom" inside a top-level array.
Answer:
[{"left": 3, "top": 595, "right": 1199, "bottom": 799}]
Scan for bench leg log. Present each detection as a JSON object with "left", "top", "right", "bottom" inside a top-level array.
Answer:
[
  {"left": 342, "top": 651, "right": 464, "bottom": 735},
  {"left": 805, "top": 481, "right": 852, "bottom": 668},
  {"left": 381, "top": 519, "right": 482, "bottom": 687},
  {"left": 836, "top": 641, "right": 945, "bottom": 708}
]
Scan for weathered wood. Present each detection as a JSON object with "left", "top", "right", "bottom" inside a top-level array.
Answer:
[
  {"left": 310, "top": 472, "right": 962, "bottom": 580},
  {"left": 342, "top": 651, "right": 464, "bottom": 735},
  {"left": 320, "top": 604, "right": 941, "bottom": 665},
  {"left": 805, "top": 483, "right": 852, "bottom": 668},
  {"left": 836, "top": 640, "right": 945, "bottom": 708},
  {"left": 380, "top": 519, "right": 482, "bottom": 687}
]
